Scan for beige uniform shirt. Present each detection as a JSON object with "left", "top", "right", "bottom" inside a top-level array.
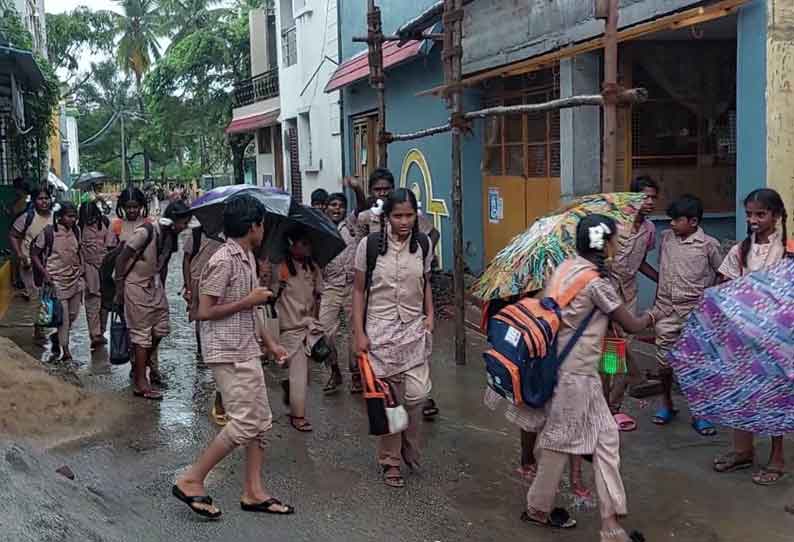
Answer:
[
  {"left": 655, "top": 228, "right": 723, "bottom": 317},
  {"left": 12, "top": 211, "right": 52, "bottom": 259},
  {"left": 322, "top": 219, "right": 356, "bottom": 288},
  {"left": 81, "top": 223, "right": 115, "bottom": 267},
  {"left": 199, "top": 240, "right": 261, "bottom": 364},
  {"left": 185, "top": 228, "right": 225, "bottom": 284},
  {"left": 548, "top": 258, "right": 622, "bottom": 377},
  {"left": 33, "top": 226, "right": 84, "bottom": 299},
  {"left": 354, "top": 228, "right": 432, "bottom": 323},
  {"left": 273, "top": 261, "right": 321, "bottom": 332},
  {"left": 610, "top": 219, "right": 655, "bottom": 307},
  {"left": 719, "top": 230, "right": 785, "bottom": 280},
  {"left": 125, "top": 223, "right": 161, "bottom": 287}
]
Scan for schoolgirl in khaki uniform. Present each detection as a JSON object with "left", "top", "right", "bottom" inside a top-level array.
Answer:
[
  {"left": 273, "top": 228, "right": 323, "bottom": 432},
  {"left": 523, "top": 214, "right": 652, "bottom": 542},
  {"left": 31, "top": 202, "right": 83, "bottom": 362},
  {"left": 352, "top": 188, "right": 434, "bottom": 489},
  {"left": 79, "top": 200, "right": 115, "bottom": 348}
]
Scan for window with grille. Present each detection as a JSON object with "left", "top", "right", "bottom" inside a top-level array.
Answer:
[
  {"left": 482, "top": 67, "right": 561, "bottom": 179},
  {"left": 257, "top": 127, "right": 272, "bottom": 154}
]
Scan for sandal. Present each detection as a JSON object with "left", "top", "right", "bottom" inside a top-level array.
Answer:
[
  {"left": 600, "top": 527, "right": 646, "bottom": 542},
  {"left": 422, "top": 398, "right": 439, "bottom": 419},
  {"left": 516, "top": 464, "right": 537, "bottom": 481},
  {"left": 133, "top": 389, "right": 164, "bottom": 401},
  {"left": 652, "top": 407, "right": 678, "bottom": 425},
  {"left": 382, "top": 466, "right": 405, "bottom": 488},
  {"left": 520, "top": 507, "right": 576, "bottom": 529},
  {"left": 323, "top": 373, "right": 341, "bottom": 395},
  {"left": 172, "top": 485, "right": 222, "bottom": 520},
  {"left": 752, "top": 466, "right": 787, "bottom": 486},
  {"left": 691, "top": 418, "right": 717, "bottom": 437},
  {"left": 241, "top": 497, "right": 295, "bottom": 515},
  {"left": 613, "top": 413, "right": 637, "bottom": 432},
  {"left": 713, "top": 452, "right": 753, "bottom": 473},
  {"left": 211, "top": 404, "right": 229, "bottom": 427},
  {"left": 289, "top": 416, "right": 313, "bottom": 433}
]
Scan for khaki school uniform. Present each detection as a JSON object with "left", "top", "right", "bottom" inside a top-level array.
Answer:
[
  {"left": 719, "top": 229, "right": 785, "bottom": 280},
  {"left": 526, "top": 257, "right": 626, "bottom": 521},
  {"left": 610, "top": 219, "right": 655, "bottom": 314},
  {"left": 124, "top": 223, "right": 170, "bottom": 349},
  {"left": 34, "top": 226, "right": 84, "bottom": 350},
  {"left": 273, "top": 260, "right": 323, "bottom": 417},
  {"left": 653, "top": 228, "right": 722, "bottom": 369},
  {"left": 353, "top": 228, "right": 433, "bottom": 468},
  {"left": 200, "top": 240, "right": 272, "bottom": 449},
  {"left": 12, "top": 211, "right": 52, "bottom": 298},
  {"left": 319, "top": 218, "right": 356, "bottom": 370},
  {"left": 184, "top": 229, "right": 225, "bottom": 321},
  {"left": 355, "top": 208, "right": 435, "bottom": 243},
  {"left": 82, "top": 222, "right": 115, "bottom": 341}
]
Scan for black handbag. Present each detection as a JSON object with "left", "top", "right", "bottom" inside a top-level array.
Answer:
[
  {"left": 109, "top": 308, "right": 131, "bottom": 365},
  {"left": 310, "top": 336, "right": 332, "bottom": 364}
]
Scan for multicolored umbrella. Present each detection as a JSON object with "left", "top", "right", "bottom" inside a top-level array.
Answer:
[
  {"left": 190, "top": 185, "right": 293, "bottom": 235},
  {"left": 472, "top": 192, "right": 646, "bottom": 301},
  {"left": 669, "top": 259, "right": 794, "bottom": 436}
]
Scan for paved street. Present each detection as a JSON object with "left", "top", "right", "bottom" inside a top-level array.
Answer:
[{"left": 1, "top": 251, "right": 792, "bottom": 542}]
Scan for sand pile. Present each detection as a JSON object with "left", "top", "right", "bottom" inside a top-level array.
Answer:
[{"left": 0, "top": 337, "right": 121, "bottom": 440}]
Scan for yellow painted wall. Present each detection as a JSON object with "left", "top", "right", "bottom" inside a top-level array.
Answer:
[
  {"left": 48, "top": 110, "right": 61, "bottom": 176},
  {"left": 767, "top": 0, "right": 794, "bottom": 231},
  {"left": 0, "top": 261, "right": 11, "bottom": 320}
]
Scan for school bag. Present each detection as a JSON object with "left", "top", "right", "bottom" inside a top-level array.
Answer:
[
  {"left": 36, "top": 286, "right": 63, "bottom": 328},
  {"left": 109, "top": 309, "right": 131, "bottom": 365},
  {"left": 30, "top": 224, "right": 81, "bottom": 288},
  {"left": 483, "top": 261, "right": 599, "bottom": 408},
  {"left": 359, "top": 353, "right": 409, "bottom": 436}
]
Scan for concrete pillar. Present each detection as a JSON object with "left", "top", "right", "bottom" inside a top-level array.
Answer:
[
  {"left": 736, "top": 0, "right": 767, "bottom": 240},
  {"left": 766, "top": 0, "right": 794, "bottom": 232},
  {"left": 560, "top": 52, "right": 601, "bottom": 200}
]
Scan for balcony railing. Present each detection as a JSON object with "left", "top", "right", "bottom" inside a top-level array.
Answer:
[{"left": 232, "top": 69, "right": 280, "bottom": 108}]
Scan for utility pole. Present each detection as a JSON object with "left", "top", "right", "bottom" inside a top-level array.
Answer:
[
  {"left": 120, "top": 112, "right": 127, "bottom": 187},
  {"left": 443, "top": 0, "right": 467, "bottom": 365},
  {"left": 599, "top": 0, "right": 619, "bottom": 192}
]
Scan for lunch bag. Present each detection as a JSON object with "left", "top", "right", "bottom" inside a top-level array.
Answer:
[
  {"left": 359, "top": 353, "right": 409, "bottom": 436},
  {"left": 109, "top": 309, "right": 131, "bottom": 365}
]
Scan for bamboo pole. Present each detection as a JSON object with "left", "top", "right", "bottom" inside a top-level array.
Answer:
[
  {"left": 601, "top": 0, "right": 619, "bottom": 192},
  {"left": 442, "top": 0, "right": 467, "bottom": 365}
]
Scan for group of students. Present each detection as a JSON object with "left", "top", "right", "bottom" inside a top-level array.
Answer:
[
  {"left": 9, "top": 184, "right": 192, "bottom": 400},
  {"left": 173, "top": 170, "right": 441, "bottom": 517},
  {"left": 486, "top": 178, "right": 792, "bottom": 541}
]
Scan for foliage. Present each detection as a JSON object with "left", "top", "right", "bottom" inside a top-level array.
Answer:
[
  {"left": 114, "top": 0, "right": 162, "bottom": 84},
  {"left": 46, "top": 8, "right": 116, "bottom": 73},
  {"left": 0, "top": 3, "right": 60, "bottom": 182}
]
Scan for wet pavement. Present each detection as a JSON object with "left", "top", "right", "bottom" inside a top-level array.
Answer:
[{"left": 2, "top": 249, "right": 794, "bottom": 541}]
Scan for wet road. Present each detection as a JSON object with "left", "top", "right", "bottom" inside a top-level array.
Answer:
[{"left": 4, "top": 248, "right": 794, "bottom": 541}]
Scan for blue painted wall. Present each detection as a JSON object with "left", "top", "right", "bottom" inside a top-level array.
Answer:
[
  {"left": 736, "top": 0, "right": 767, "bottom": 241},
  {"left": 342, "top": 45, "right": 485, "bottom": 273},
  {"left": 339, "top": 0, "right": 441, "bottom": 60}
]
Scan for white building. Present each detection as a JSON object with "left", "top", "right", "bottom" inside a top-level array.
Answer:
[
  {"left": 13, "top": 0, "right": 46, "bottom": 56},
  {"left": 273, "top": 0, "right": 342, "bottom": 202},
  {"left": 63, "top": 112, "right": 79, "bottom": 179}
]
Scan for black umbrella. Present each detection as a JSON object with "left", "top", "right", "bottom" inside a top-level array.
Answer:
[
  {"left": 262, "top": 202, "right": 346, "bottom": 268},
  {"left": 72, "top": 171, "right": 111, "bottom": 191},
  {"left": 191, "top": 185, "right": 293, "bottom": 235}
]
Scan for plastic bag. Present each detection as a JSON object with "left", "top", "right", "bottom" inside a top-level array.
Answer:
[
  {"left": 109, "top": 308, "right": 131, "bottom": 365},
  {"left": 36, "top": 287, "right": 63, "bottom": 328}
]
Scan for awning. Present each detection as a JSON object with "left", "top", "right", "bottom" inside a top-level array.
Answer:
[
  {"left": 0, "top": 44, "right": 45, "bottom": 90},
  {"left": 324, "top": 40, "right": 426, "bottom": 93},
  {"left": 225, "top": 109, "right": 280, "bottom": 134}
]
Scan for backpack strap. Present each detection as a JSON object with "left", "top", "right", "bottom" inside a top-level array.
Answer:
[
  {"left": 548, "top": 261, "right": 600, "bottom": 308},
  {"left": 111, "top": 218, "right": 123, "bottom": 237},
  {"left": 43, "top": 225, "right": 55, "bottom": 259},
  {"left": 191, "top": 226, "right": 203, "bottom": 257},
  {"left": 557, "top": 308, "right": 598, "bottom": 364},
  {"left": 118, "top": 222, "right": 155, "bottom": 280}
]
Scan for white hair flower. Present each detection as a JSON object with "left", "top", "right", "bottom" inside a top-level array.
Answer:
[
  {"left": 371, "top": 198, "right": 384, "bottom": 217},
  {"left": 588, "top": 223, "right": 612, "bottom": 250}
]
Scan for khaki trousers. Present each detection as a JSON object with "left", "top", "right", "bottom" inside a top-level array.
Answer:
[
  {"left": 212, "top": 357, "right": 272, "bottom": 449},
  {"left": 527, "top": 424, "right": 626, "bottom": 520},
  {"left": 655, "top": 313, "right": 686, "bottom": 370},
  {"left": 85, "top": 291, "right": 108, "bottom": 340},
  {"left": 57, "top": 292, "right": 83, "bottom": 351},
  {"left": 377, "top": 362, "right": 432, "bottom": 467}
]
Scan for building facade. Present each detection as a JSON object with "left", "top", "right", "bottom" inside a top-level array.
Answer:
[{"left": 332, "top": 0, "right": 785, "bottom": 308}]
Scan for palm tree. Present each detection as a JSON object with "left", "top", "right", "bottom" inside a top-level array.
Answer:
[{"left": 115, "top": 0, "right": 161, "bottom": 180}]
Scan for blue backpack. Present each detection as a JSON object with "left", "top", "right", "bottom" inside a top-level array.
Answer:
[{"left": 483, "top": 263, "right": 599, "bottom": 408}]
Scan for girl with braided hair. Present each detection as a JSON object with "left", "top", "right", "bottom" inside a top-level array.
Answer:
[
  {"left": 523, "top": 214, "right": 653, "bottom": 541},
  {"left": 352, "top": 188, "right": 434, "bottom": 489},
  {"left": 714, "top": 188, "right": 793, "bottom": 486}
]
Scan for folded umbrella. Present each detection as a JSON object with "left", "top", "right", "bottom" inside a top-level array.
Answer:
[
  {"left": 472, "top": 192, "right": 646, "bottom": 301},
  {"left": 261, "top": 203, "right": 346, "bottom": 268},
  {"left": 669, "top": 259, "right": 794, "bottom": 435},
  {"left": 190, "top": 185, "right": 293, "bottom": 235}
]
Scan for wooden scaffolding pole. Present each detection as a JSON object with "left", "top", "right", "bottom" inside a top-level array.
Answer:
[
  {"left": 366, "top": 0, "right": 388, "bottom": 168},
  {"left": 599, "top": 0, "right": 619, "bottom": 192},
  {"left": 443, "top": 0, "right": 467, "bottom": 365}
]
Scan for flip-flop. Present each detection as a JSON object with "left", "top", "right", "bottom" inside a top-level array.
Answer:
[
  {"left": 133, "top": 389, "right": 163, "bottom": 401},
  {"left": 171, "top": 485, "right": 222, "bottom": 520},
  {"left": 691, "top": 418, "right": 717, "bottom": 437},
  {"left": 382, "top": 466, "right": 405, "bottom": 488},
  {"left": 652, "top": 407, "right": 678, "bottom": 425},
  {"left": 422, "top": 398, "right": 439, "bottom": 419},
  {"left": 211, "top": 404, "right": 228, "bottom": 427},
  {"left": 752, "top": 466, "right": 787, "bottom": 486},
  {"left": 240, "top": 497, "right": 295, "bottom": 515},
  {"left": 289, "top": 416, "right": 313, "bottom": 432},
  {"left": 713, "top": 452, "right": 754, "bottom": 473},
  {"left": 613, "top": 413, "right": 637, "bottom": 432},
  {"left": 520, "top": 507, "right": 577, "bottom": 529}
]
